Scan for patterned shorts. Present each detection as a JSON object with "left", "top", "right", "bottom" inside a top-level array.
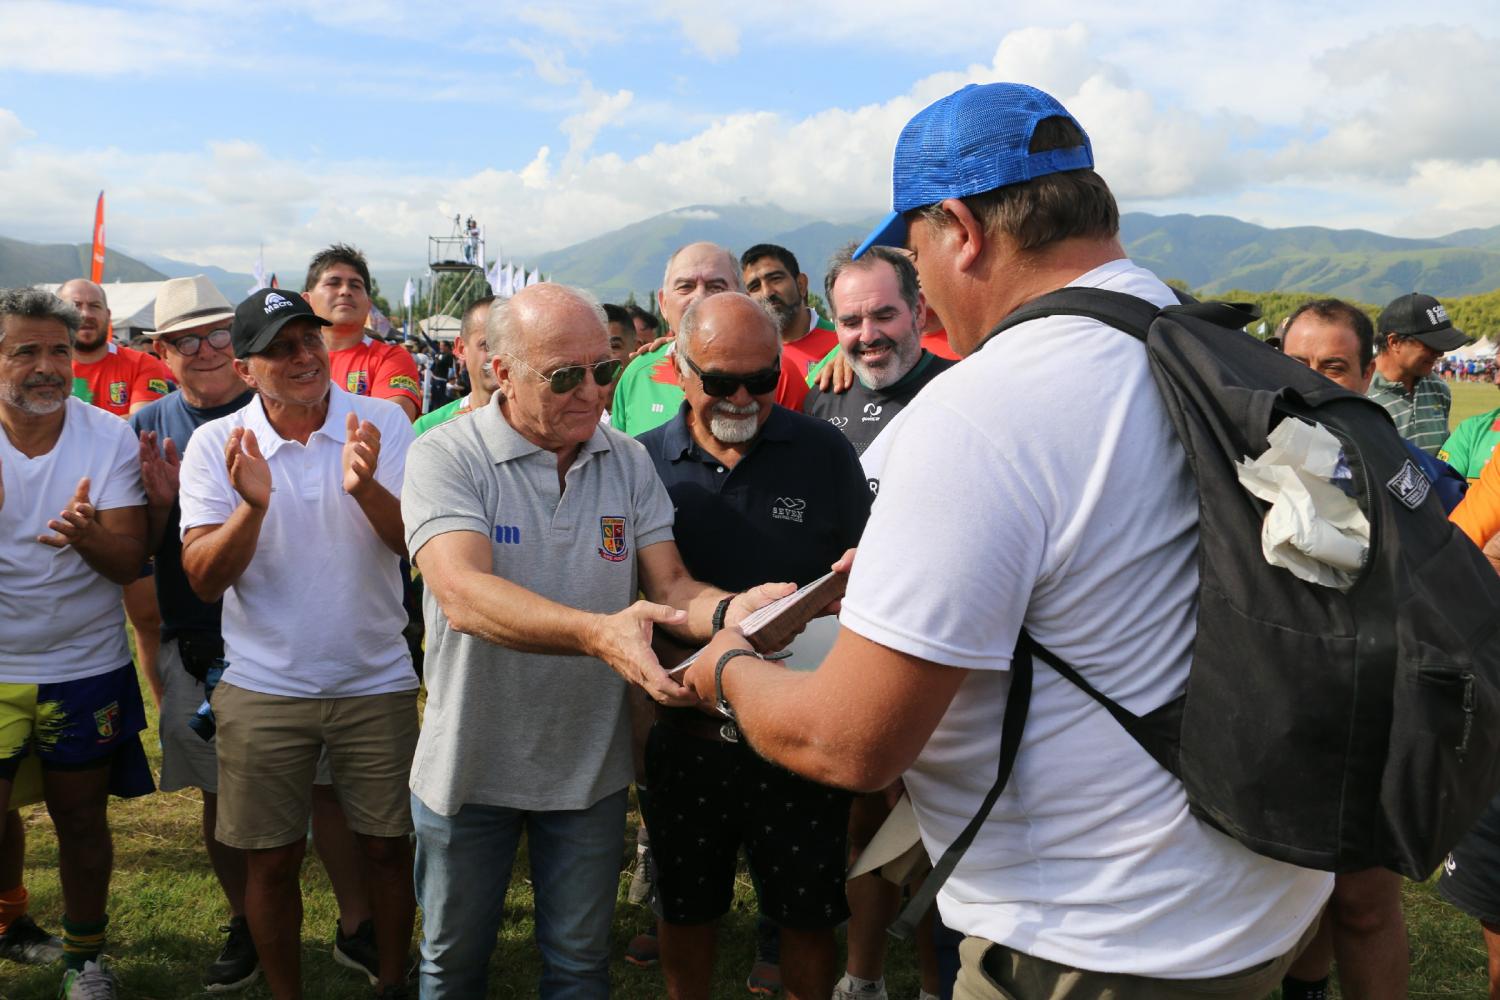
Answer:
[{"left": 0, "top": 663, "right": 147, "bottom": 780}]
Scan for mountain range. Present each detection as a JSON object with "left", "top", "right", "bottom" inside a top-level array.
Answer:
[{"left": 6, "top": 208, "right": 1500, "bottom": 312}]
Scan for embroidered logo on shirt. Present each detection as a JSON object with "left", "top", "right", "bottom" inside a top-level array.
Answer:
[
  {"left": 389, "top": 374, "right": 419, "bottom": 394},
  {"left": 494, "top": 525, "right": 523, "bottom": 545},
  {"left": 651, "top": 403, "right": 665, "bottom": 413},
  {"left": 93, "top": 701, "right": 120, "bottom": 741},
  {"left": 861, "top": 403, "right": 884, "bottom": 423},
  {"left": 147, "top": 378, "right": 169, "bottom": 395},
  {"left": 107, "top": 381, "right": 127, "bottom": 406},
  {"left": 347, "top": 371, "right": 369, "bottom": 395},
  {"left": 1386, "top": 459, "right": 1430, "bottom": 511},
  {"left": 771, "top": 497, "right": 806, "bottom": 523},
  {"left": 826, "top": 416, "right": 849, "bottom": 428},
  {"left": 598, "top": 516, "right": 628, "bottom": 562}
]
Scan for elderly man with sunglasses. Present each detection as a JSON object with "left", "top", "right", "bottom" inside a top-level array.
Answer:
[
  {"left": 401, "top": 282, "right": 792, "bottom": 999},
  {"left": 633, "top": 292, "right": 871, "bottom": 1000}
]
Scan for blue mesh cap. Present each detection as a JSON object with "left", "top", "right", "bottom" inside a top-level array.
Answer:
[{"left": 854, "top": 83, "right": 1094, "bottom": 258}]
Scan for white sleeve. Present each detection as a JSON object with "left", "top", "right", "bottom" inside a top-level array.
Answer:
[
  {"left": 177, "top": 425, "right": 237, "bottom": 534},
  {"left": 375, "top": 407, "right": 415, "bottom": 499},
  {"left": 92, "top": 418, "right": 147, "bottom": 511},
  {"left": 838, "top": 398, "right": 1047, "bottom": 672}
]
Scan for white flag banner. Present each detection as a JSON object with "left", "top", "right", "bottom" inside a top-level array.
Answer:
[
  {"left": 528, "top": 268, "right": 541, "bottom": 287},
  {"left": 485, "top": 258, "right": 503, "bottom": 294},
  {"left": 477, "top": 226, "right": 485, "bottom": 271},
  {"left": 368, "top": 300, "right": 392, "bottom": 337},
  {"left": 402, "top": 277, "right": 415, "bottom": 310},
  {"left": 249, "top": 248, "right": 268, "bottom": 295}
]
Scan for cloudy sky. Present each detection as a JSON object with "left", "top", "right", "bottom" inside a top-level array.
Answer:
[{"left": 2, "top": 1, "right": 1495, "bottom": 277}]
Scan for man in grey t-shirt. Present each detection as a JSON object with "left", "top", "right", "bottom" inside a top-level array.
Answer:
[{"left": 401, "top": 283, "right": 791, "bottom": 999}]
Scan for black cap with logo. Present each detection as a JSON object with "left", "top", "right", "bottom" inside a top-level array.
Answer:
[
  {"left": 231, "top": 289, "right": 330, "bottom": 359},
  {"left": 1377, "top": 292, "right": 1469, "bottom": 352}
]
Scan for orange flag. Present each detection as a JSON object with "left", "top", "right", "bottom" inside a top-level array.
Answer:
[{"left": 89, "top": 191, "right": 106, "bottom": 283}]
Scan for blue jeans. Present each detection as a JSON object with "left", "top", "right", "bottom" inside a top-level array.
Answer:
[{"left": 412, "top": 788, "right": 627, "bottom": 999}]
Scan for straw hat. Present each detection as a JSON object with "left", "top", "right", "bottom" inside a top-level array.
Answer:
[{"left": 152, "top": 275, "right": 235, "bottom": 337}]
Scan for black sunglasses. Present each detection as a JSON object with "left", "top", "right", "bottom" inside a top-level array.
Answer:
[
  {"left": 680, "top": 351, "right": 780, "bottom": 397},
  {"left": 507, "top": 354, "right": 622, "bottom": 394},
  {"left": 164, "top": 327, "right": 233, "bottom": 356}
]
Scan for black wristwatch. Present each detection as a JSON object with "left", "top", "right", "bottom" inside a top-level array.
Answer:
[
  {"left": 714, "top": 648, "right": 761, "bottom": 741},
  {"left": 711, "top": 594, "right": 736, "bottom": 634}
]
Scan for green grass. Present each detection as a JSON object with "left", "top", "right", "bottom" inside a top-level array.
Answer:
[{"left": 1449, "top": 379, "right": 1499, "bottom": 429}]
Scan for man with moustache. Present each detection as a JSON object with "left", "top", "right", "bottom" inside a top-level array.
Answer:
[
  {"left": 740, "top": 244, "right": 837, "bottom": 378},
  {"left": 609, "top": 242, "right": 808, "bottom": 437},
  {"left": 177, "top": 289, "right": 418, "bottom": 1000},
  {"left": 0, "top": 288, "right": 149, "bottom": 1000},
  {"left": 55, "top": 278, "right": 174, "bottom": 417},
  {"left": 1366, "top": 292, "right": 1468, "bottom": 457}
]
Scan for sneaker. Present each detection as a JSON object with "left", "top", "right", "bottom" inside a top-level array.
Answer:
[
  {"left": 58, "top": 958, "right": 117, "bottom": 999},
  {"left": 0, "top": 914, "right": 64, "bottom": 964},
  {"left": 333, "top": 919, "right": 379, "bottom": 986},
  {"left": 203, "top": 916, "right": 260, "bottom": 993},
  {"left": 624, "top": 928, "right": 659, "bottom": 968},
  {"left": 627, "top": 827, "right": 656, "bottom": 905},
  {"left": 832, "top": 974, "right": 889, "bottom": 1000},
  {"left": 745, "top": 919, "right": 781, "bottom": 996}
]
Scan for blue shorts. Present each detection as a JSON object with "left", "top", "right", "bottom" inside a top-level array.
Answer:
[{"left": 0, "top": 663, "right": 148, "bottom": 781}]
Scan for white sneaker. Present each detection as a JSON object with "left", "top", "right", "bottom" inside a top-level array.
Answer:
[
  {"left": 832, "top": 974, "right": 888, "bottom": 1000},
  {"left": 59, "top": 958, "right": 118, "bottom": 999}
]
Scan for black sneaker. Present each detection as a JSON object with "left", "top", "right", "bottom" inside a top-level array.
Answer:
[
  {"left": 333, "top": 919, "right": 379, "bottom": 986},
  {"left": 0, "top": 913, "right": 64, "bottom": 965},
  {"left": 203, "top": 916, "right": 259, "bottom": 993}
]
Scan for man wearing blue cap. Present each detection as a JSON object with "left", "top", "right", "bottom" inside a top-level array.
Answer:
[{"left": 681, "top": 82, "right": 1332, "bottom": 999}]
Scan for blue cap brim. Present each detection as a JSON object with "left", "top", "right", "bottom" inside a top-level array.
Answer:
[{"left": 853, "top": 211, "right": 907, "bottom": 259}]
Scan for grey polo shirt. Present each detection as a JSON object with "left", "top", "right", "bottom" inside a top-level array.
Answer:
[
  {"left": 1368, "top": 371, "right": 1451, "bottom": 457},
  {"left": 401, "top": 396, "right": 675, "bottom": 815}
]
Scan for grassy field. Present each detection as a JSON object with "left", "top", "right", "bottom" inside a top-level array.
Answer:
[{"left": 4, "top": 382, "right": 1499, "bottom": 998}]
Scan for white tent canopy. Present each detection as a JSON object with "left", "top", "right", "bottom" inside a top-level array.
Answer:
[
  {"left": 39, "top": 280, "right": 169, "bottom": 334},
  {"left": 1448, "top": 336, "right": 1497, "bottom": 360},
  {"left": 417, "top": 314, "right": 461, "bottom": 342}
]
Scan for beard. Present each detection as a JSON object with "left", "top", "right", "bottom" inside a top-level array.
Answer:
[
  {"left": 708, "top": 399, "right": 761, "bottom": 443},
  {"left": 74, "top": 324, "right": 107, "bottom": 351},
  {"left": 0, "top": 374, "right": 67, "bottom": 415},
  {"left": 849, "top": 328, "right": 922, "bottom": 390},
  {"left": 762, "top": 294, "right": 800, "bottom": 335}
]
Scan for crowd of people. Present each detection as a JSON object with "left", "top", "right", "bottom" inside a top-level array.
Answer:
[{"left": 3, "top": 80, "right": 1500, "bottom": 1000}]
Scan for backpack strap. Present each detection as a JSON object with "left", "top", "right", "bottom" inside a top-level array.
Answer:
[
  {"left": 978, "top": 287, "right": 1262, "bottom": 354},
  {"left": 887, "top": 634, "right": 1034, "bottom": 940}
]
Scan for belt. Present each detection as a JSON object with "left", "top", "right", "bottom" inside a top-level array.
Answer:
[{"left": 654, "top": 704, "right": 740, "bottom": 744}]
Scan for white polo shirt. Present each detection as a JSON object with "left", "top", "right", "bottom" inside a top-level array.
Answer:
[
  {"left": 178, "top": 386, "right": 417, "bottom": 699},
  {"left": 0, "top": 397, "right": 145, "bottom": 682}
]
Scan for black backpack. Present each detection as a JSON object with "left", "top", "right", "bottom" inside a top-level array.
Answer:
[{"left": 893, "top": 287, "right": 1500, "bottom": 936}]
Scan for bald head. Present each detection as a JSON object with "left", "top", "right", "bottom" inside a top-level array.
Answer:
[
  {"left": 55, "top": 278, "right": 110, "bottom": 353},
  {"left": 678, "top": 292, "right": 778, "bottom": 363},
  {"left": 659, "top": 242, "right": 743, "bottom": 333},
  {"left": 487, "top": 282, "right": 609, "bottom": 365}
]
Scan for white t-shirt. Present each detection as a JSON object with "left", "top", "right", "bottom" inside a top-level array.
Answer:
[
  {"left": 840, "top": 259, "right": 1332, "bottom": 978},
  {"left": 178, "top": 387, "right": 417, "bottom": 698},
  {"left": 0, "top": 398, "right": 145, "bottom": 681}
]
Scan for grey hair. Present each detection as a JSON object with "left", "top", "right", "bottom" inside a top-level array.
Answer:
[
  {"left": 675, "top": 293, "right": 781, "bottom": 378},
  {"left": 485, "top": 282, "right": 610, "bottom": 362},
  {"left": 661, "top": 242, "right": 746, "bottom": 294},
  {"left": 824, "top": 243, "right": 922, "bottom": 318},
  {"left": 0, "top": 288, "right": 81, "bottom": 346}
]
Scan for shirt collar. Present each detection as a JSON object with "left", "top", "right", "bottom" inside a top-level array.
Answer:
[
  {"left": 243, "top": 384, "right": 351, "bottom": 457},
  {"left": 476, "top": 394, "right": 613, "bottom": 465},
  {"left": 661, "top": 400, "right": 793, "bottom": 462}
]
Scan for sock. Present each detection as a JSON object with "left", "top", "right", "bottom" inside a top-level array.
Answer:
[
  {"left": 1280, "top": 975, "right": 1329, "bottom": 1000},
  {"left": 62, "top": 914, "right": 108, "bottom": 971},
  {"left": 840, "top": 973, "right": 884, "bottom": 994},
  {"left": 0, "top": 885, "right": 27, "bottom": 936}
]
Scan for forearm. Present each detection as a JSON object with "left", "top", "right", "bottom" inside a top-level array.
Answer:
[
  {"left": 72, "top": 526, "right": 148, "bottom": 586},
  {"left": 646, "top": 571, "right": 730, "bottom": 644},
  {"left": 145, "top": 502, "right": 173, "bottom": 555},
  {"left": 351, "top": 482, "right": 407, "bottom": 557},
  {"left": 182, "top": 504, "right": 265, "bottom": 602},
  {"left": 434, "top": 566, "right": 607, "bottom": 656}
]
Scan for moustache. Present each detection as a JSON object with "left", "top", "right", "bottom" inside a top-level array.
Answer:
[
  {"left": 712, "top": 400, "right": 760, "bottom": 417},
  {"left": 23, "top": 374, "right": 66, "bottom": 388},
  {"left": 852, "top": 337, "right": 897, "bottom": 357}
]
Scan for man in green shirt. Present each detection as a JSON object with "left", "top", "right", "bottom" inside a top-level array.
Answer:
[
  {"left": 1440, "top": 365, "right": 1500, "bottom": 481},
  {"left": 1366, "top": 292, "right": 1468, "bottom": 456},
  {"left": 413, "top": 296, "right": 496, "bottom": 436}
]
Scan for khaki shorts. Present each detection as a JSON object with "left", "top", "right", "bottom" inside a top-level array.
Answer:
[{"left": 212, "top": 680, "right": 418, "bottom": 850}]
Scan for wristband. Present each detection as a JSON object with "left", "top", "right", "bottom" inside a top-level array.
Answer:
[
  {"left": 711, "top": 594, "right": 736, "bottom": 634},
  {"left": 714, "top": 648, "right": 761, "bottom": 742}
]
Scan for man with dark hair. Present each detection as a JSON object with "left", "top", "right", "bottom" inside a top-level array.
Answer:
[
  {"left": 603, "top": 304, "right": 635, "bottom": 412},
  {"left": 628, "top": 304, "right": 661, "bottom": 350},
  {"left": 681, "top": 82, "right": 1331, "bottom": 1000},
  {"left": 413, "top": 297, "right": 497, "bottom": 436},
  {"left": 304, "top": 244, "right": 421, "bottom": 422},
  {"left": 1367, "top": 292, "right": 1468, "bottom": 457},
  {"left": 740, "top": 244, "right": 837, "bottom": 377},
  {"left": 0, "top": 287, "right": 151, "bottom": 1000},
  {"left": 1282, "top": 299, "right": 1376, "bottom": 389},
  {"left": 806, "top": 244, "right": 955, "bottom": 462}
]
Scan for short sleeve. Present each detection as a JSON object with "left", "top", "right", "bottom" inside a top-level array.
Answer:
[
  {"left": 373, "top": 348, "right": 422, "bottom": 407},
  {"left": 374, "top": 406, "right": 416, "bottom": 498},
  {"left": 402, "top": 436, "right": 492, "bottom": 559},
  {"left": 93, "top": 418, "right": 147, "bottom": 512},
  {"left": 1451, "top": 446, "right": 1500, "bottom": 548},
  {"left": 839, "top": 398, "right": 1046, "bottom": 671},
  {"left": 1439, "top": 418, "right": 1478, "bottom": 478},
  {"left": 178, "top": 426, "right": 237, "bottom": 533},
  {"left": 131, "top": 352, "right": 174, "bottom": 405}
]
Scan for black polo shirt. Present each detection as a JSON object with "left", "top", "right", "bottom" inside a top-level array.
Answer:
[
  {"left": 803, "top": 350, "right": 956, "bottom": 456},
  {"left": 637, "top": 403, "right": 871, "bottom": 592}
]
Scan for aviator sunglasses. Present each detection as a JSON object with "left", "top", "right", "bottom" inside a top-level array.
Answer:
[
  {"left": 506, "top": 354, "right": 623, "bottom": 394},
  {"left": 680, "top": 351, "right": 780, "bottom": 397}
]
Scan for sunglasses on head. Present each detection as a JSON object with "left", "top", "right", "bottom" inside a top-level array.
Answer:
[
  {"left": 680, "top": 351, "right": 780, "bottom": 397},
  {"left": 164, "top": 327, "right": 233, "bottom": 356},
  {"left": 506, "top": 354, "right": 622, "bottom": 394}
]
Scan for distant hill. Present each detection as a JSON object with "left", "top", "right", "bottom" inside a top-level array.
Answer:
[
  {"left": 129, "top": 252, "right": 256, "bottom": 304},
  {"left": 531, "top": 207, "right": 1500, "bottom": 306},
  {"left": 0, "top": 235, "right": 167, "bottom": 288}
]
